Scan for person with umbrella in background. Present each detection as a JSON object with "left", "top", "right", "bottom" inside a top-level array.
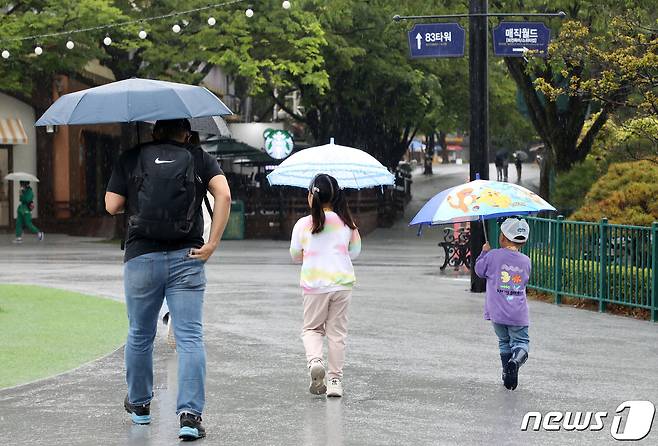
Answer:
[
  {"left": 14, "top": 180, "right": 44, "bottom": 244},
  {"left": 105, "top": 119, "right": 231, "bottom": 441}
]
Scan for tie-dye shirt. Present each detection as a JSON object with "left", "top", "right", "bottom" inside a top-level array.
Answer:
[
  {"left": 475, "top": 248, "right": 531, "bottom": 326},
  {"left": 290, "top": 211, "right": 361, "bottom": 294}
]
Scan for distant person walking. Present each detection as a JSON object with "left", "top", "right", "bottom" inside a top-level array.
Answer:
[
  {"left": 514, "top": 154, "right": 523, "bottom": 183},
  {"left": 14, "top": 181, "right": 43, "bottom": 243},
  {"left": 105, "top": 119, "right": 231, "bottom": 441},
  {"left": 475, "top": 218, "right": 532, "bottom": 391},
  {"left": 495, "top": 151, "right": 509, "bottom": 182},
  {"left": 290, "top": 173, "right": 361, "bottom": 398}
]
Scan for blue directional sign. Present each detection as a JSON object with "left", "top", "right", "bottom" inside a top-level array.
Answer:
[
  {"left": 408, "top": 23, "right": 466, "bottom": 59},
  {"left": 492, "top": 22, "right": 551, "bottom": 57}
]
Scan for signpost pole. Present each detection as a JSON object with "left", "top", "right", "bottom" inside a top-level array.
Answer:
[{"left": 469, "top": 0, "right": 488, "bottom": 293}]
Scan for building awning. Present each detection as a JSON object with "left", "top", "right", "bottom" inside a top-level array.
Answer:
[
  {"left": 0, "top": 118, "right": 29, "bottom": 145},
  {"left": 446, "top": 145, "right": 463, "bottom": 151}
]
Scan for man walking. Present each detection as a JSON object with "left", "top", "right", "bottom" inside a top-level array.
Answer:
[{"left": 105, "top": 119, "right": 231, "bottom": 441}]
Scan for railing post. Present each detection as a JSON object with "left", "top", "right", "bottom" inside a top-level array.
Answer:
[
  {"left": 651, "top": 221, "right": 658, "bottom": 322},
  {"left": 599, "top": 218, "right": 608, "bottom": 313},
  {"left": 554, "top": 215, "right": 564, "bottom": 305}
]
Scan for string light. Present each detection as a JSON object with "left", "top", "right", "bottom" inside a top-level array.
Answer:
[{"left": 0, "top": 0, "right": 293, "bottom": 56}]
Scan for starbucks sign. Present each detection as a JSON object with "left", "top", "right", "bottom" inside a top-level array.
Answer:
[{"left": 264, "top": 128, "right": 293, "bottom": 159}]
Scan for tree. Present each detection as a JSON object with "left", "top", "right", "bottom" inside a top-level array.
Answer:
[
  {"left": 0, "top": 0, "right": 329, "bottom": 120},
  {"left": 266, "top": 0, "right": 471, "bottom": 168},
  {"left": 0, "top": 0, "right": 138, "bottom": 95},
  {"left": 493, "top": 0, "right": 656, "bottom": 199}
]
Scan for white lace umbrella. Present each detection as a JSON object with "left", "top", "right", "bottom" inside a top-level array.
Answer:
[{"left": 266, "top": 139, "right": 394, "bottom": 189}]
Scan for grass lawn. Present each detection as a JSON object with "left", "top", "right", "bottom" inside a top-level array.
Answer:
[{"left": 0, "top": 285, "right": 127, "bottom": 389}]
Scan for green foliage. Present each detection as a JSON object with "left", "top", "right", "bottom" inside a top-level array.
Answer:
[
  {"left": 0, "top": 0, "right": 138, "bottom": 94},
  {"left": 572, "top": 160, "right": 658, "bottom": 225},
  {"left": 553, "top": 158, "right": 607, "bottom": 214},
  {"left": 0, "top": 0, "right": 329, "bottom": 102},
  {"left": 529, "top": 253, "right": 652, "bottom": 308}
]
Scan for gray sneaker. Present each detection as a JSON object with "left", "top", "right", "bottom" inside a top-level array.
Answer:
[
  {"left": 326, "top": 378, "right": 343, "bottom": 397},
  {"left": 309, "top": 360, "right": 326, "bottom": 395}
]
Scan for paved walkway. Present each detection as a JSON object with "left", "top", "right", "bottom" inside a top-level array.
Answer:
[{"left": 1, "top": 164, "right": 657, "bottom": 445}]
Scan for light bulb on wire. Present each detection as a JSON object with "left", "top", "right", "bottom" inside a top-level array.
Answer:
[
  {"left": 208, "top": 16, "right": 216, "bottom": 26},
  {"left": 245, "top": 8, "right": 254, "bottom": 17},
  {"left": 34, "top": 46, "right": 43, "bottom": 56},
  {"left": 66, "top": 40, "right": 75, "bottom": 50},
  {"left": 139, "top": 30, "right": 148, "bottom": 39},
  {"left": 1, "top": 50, "right": 9, "bottom": 59},
  {"left": 172, "top": 24, "right": 181, "bottom": 33},
  {"left": 103, "top": 36, "right": 112, "bottom": 46},
  {"left": 282, "top": 1, "right": 291, "bottom": 9}
]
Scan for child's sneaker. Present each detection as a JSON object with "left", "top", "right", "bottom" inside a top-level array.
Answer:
[
  {"left": 179, "top": 412, "right": 206, "bottom": 441},
  {"left": 13, "top": 237, "right": 22, "bottom": 244},
  {"left": 308, "top": 360, "right": 327, "bottom": 395},
  {"left": 37, "top": 231, "right": 44, "bottom": 241},
  {"left": 124, "top": 395, "right": 151, "bottom": 425},
  {"left": 326, "top": 378, "right": 343, "bottom": 397}
]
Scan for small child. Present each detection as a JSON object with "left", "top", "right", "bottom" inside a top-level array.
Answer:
[
  {"left": 290, "top": 174, "right": 361, "bottom": 397},
  {"left": 475, "top": 217, "right": 531, "bottom": 390}
]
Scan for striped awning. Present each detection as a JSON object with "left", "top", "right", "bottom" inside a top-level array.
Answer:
[{"left": 0, "top": 118, "right": 28, "bottom": 145}]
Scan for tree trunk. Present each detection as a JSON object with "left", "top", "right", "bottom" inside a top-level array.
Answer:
[
  {"left": 439, "top": 131, "right": 449, "bottom": 164},
  {"left": 539, "top": 146, "right": 554, "bottom": 201}
]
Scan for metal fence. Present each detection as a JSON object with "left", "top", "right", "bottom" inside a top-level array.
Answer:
[{"left": 489, "top": 216, "right": 658, "bottom": 322}]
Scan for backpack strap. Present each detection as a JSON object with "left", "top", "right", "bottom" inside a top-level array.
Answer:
[{"left": 190, "top": 145, "right": 214, "bottom": 218}]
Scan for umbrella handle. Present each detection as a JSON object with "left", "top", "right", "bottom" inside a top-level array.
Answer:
[{"left": 481, "top": 216, "right": 489, "bottom": 245}]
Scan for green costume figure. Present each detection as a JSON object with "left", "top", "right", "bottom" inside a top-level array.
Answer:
[{"left": 14, "top": 181, "right": 43, "bottom": 243}]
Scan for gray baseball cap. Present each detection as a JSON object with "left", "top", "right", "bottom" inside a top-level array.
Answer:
[{"left": 501, "top": 217, "right": 530, "bottom": 242}]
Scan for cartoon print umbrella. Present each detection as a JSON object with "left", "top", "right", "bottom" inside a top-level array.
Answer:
[{"left": 409, "top": 175, "right": 556, "bottom": 241}]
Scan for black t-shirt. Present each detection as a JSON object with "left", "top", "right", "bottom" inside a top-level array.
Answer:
[{"left": 106, "top": 141, "right": 223, "bottom": 262}]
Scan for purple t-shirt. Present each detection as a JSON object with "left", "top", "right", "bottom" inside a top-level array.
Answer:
[{"left": 475, "top": 248, "right": 531, "bottom": 326}]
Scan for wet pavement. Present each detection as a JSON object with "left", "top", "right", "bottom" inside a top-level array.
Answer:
[{"left": 1, "top": 163, "right": 657, "bottom": 445}]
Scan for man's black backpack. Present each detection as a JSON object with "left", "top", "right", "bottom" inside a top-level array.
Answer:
[{"left": 127, "top": 143, "right": 204, "bottom": 241}]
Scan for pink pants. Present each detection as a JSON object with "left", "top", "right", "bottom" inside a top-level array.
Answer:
[{"left": 302, "top": 290, "right": 352, "bottom": 379}]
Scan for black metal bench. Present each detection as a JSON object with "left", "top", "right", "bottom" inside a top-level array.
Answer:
[{"left": 438, "top": 226, "right": 472, "bottom": 271}]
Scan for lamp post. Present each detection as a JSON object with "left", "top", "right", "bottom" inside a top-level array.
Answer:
[{"left": 394, "top": 4, "right": 565, "bottom": 292}]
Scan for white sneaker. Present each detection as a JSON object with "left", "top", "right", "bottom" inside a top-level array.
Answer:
[
  {"left": 309, "top": 360, "right": 326, "bottom": 395},
  {"left": 13, "top": 237, "right": 22, "bottom": 244},
  {"left": 326, "top": 378, "right": 343, "bottom": 397},
  {"left": 37, "top": 232, "right": 44, "bottom": 241}
]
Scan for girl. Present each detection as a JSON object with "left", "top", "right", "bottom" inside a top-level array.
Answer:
[{"left": 290, "top": 174, "right": 361, "bottom": 397}]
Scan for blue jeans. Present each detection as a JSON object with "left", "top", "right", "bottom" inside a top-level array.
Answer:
[
  {"left": 492, "top": 323, "right": 529, "bottom": 355},
  {"left": 124, "top": 248, "right": 206, "bottom": 416}
]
